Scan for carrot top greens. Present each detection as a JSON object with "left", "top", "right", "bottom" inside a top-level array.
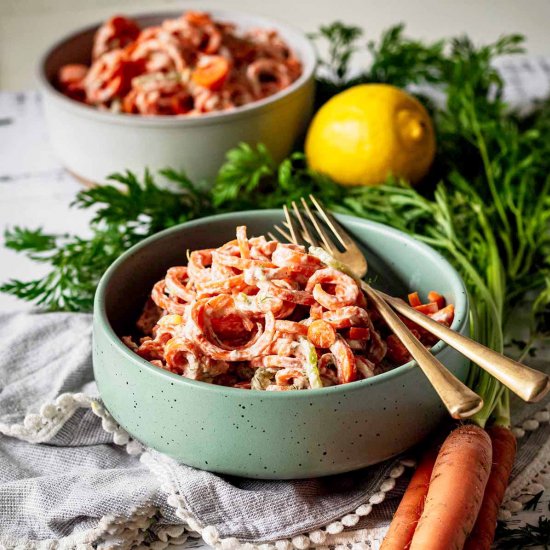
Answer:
[{"left": 3, "top": 25, "right": 550, "bottom": 428}]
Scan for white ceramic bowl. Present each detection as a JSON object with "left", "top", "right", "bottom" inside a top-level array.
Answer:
[{"left": 39, "top": 10, "right": 316, "bottom": 184}]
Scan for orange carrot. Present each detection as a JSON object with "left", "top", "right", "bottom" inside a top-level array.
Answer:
[
  {"left": 409, "top": 425, "right": 492, "bottom": 550},
  {"left": 348, "top": 326, "right": 371, "bottom": 340},
  {"left": 414, "top": 302, "right": 439, "bottom": 315},
  {"left": 429, "top": 304, "right": 455, "bottom": 326},
  {"left": 428, "top": 291, "right": 446, "bottom": 309},
  {"left": 192, "top": 56, "right": 230, "bottom": 91},
  {"left": 408, "top": 292, "right": 422, "bottom": 307},
  {"left": 58, "top": 64, "right": 88, "bottom": 86},
  {"left": 380, "top": 447, "right": 438, "bottom": 550},
  {"left": 463, "top": 425, "right": 517, "bottom": 550},
  {"left": 185, "top": 10, "right": 212, "bottom": 26},
  {"left": 386, "top": 333, "right": 413, "bottom": 364},
  {"left": 307, "top": 319, "right": 336, "bottom": 348}
]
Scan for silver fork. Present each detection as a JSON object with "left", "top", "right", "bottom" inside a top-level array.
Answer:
[
  {"left": 271, "top": 200, "right": 484, "bottom": 420},
  {"left": 273, "top": 196, "right": 549, "bottom": 408}
]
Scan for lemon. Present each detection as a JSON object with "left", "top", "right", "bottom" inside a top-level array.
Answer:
[{"left": 305, "top": 84, "right": 435, "bottom": 186}]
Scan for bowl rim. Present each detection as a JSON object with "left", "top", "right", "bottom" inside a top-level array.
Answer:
[
  {"left": 38, "top": 8, "right": 317, "bottom": 127},
  {"left": 94, "top": 209, "right": 470, "bottom": 398}
]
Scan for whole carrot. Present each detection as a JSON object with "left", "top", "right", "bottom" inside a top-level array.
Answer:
[
  {"left": 409, "top": 424, "right": 492, "bottom": 550},
  {"left": 463, "top": 425, "right": 517, "bottom": 550},
  {"left": 380, "top": 446, "right": 438, "bottom": 550}
]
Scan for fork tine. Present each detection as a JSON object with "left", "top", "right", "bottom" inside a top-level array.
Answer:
[
  {"left": 309, "top": 194, "right": 353, "bottom": 248},
  {"left": 273, "top": 224, "right": 293, "bottom": 243},
  {"left": 267, "top": 231, "right": 278, "bottom": 242},
  {"left": 301, "top": 198, "right": 338, "bottom": 253},
  {"left": 282, "top": 219, "right": 316, "bottom": 247},
  {"left": 291, "top": 201, "right": 317, "bottom": 248},
  {"left": 283, "top": 205, "right": 309, "bottom": 248},
  {"left": 282, "top": 220, "right": 304, "bottom": 239},
  {"left": 299, "top": 198, "right": 322, "bottom": 248}
]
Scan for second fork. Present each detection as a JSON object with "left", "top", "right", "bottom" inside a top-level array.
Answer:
[{"left": 275, "top": 201, "right": 485, "bottom": 420}]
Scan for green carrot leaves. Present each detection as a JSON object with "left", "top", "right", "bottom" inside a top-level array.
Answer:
[{"left": 2, "top": 26, "right": 549, "bottom": 430}]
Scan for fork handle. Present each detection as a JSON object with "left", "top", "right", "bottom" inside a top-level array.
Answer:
[
  {"left": 379, "top": 292, "right": 550, "bottom": 403},
  {"left": 361, "top": 282, "right": 483, "bottom": 419}
]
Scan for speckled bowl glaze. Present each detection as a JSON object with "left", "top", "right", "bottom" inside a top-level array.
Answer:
[{"left": 93, "top": 210, "right": 470, "bottom": 479}]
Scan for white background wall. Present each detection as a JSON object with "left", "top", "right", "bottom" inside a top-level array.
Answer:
[{"left": 1, "top": 0, "right": 549, "bottom": 90}]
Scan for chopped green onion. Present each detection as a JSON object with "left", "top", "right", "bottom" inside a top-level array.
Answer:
[{"left": 299, "top": 337, "right": 323, "bottom": 389}]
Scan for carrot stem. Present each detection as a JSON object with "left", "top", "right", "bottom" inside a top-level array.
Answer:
[{"left": 493, "top": 390, "right": 511, "bottom": 429}]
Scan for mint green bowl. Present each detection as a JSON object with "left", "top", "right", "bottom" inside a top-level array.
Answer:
[{"left": 93, "top": 210, "right": 469, "bottom": 479}]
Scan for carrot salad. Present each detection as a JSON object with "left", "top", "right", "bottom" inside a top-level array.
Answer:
[
  {"left": 56, "top": 11, "right": 302, "bottom": 115},
  {"left": 123, "top": 227, "right": 455, "bottom": 390}
]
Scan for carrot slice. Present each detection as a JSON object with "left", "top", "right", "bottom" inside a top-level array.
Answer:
[
  {"left": 192, "top": 55, "right": 230, "bottom": 90},
  {"left": 463, "top": 426, "right": 517, "bottom": 550},
  {"left": 409, "top": 425, "right": 492, "bottom": 550},
  {"left": 429, "top": 304, "right": 455, "bottom": 326},
  {"left": 307, "top": 319, "right": 336, "bottom": 348},
  {"left": 408, "top": 291, "right": 422, "bottom": 307},
  {"left": 414, "top": 302, "right": 439, "bottom": 315},
  {"left": 428, "top": 291, "right": 446, "bottom": 309}
]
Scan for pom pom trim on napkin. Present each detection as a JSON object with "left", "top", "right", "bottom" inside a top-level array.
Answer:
[
  {"left": 0, "top": 392, "right": 92, "bottom": 443},
  {"left": 0, "top": 391, "right": 548, "bottom": 549}
]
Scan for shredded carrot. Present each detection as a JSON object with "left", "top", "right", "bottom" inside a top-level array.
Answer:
[
  {"left": 463, "top": 425, "right": 517, "bottom": 550},
  {"left": 380, "top": 446, "right": 438, "bottom": 550},
  {"left": 409, "top": 424, "right": 492, "bottom": 550},
  {"left": 58, "top": 64, "right": 88, "bottom": 85},
  {"left": 185, "top": 10, "right": 212, "bottom": 26},
  {"left": 192, "top": 55, "right": 230, "bottom": 91}
]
